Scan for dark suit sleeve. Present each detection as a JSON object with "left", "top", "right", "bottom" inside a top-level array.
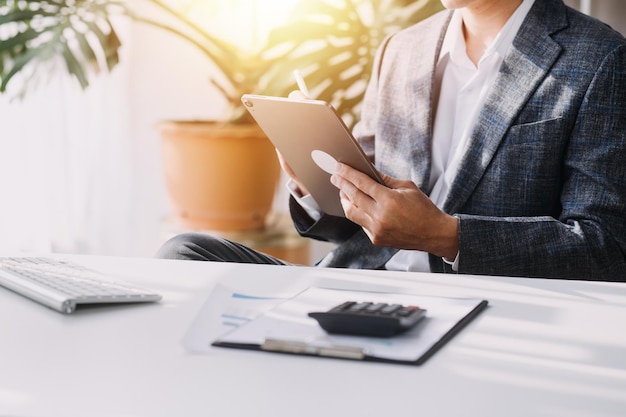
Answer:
[
  {"left": 289, "top": 196, "right": 361, "bottom": 244},
  {"left": 457, "top": 45, "right": 626, "bottom": 281}
]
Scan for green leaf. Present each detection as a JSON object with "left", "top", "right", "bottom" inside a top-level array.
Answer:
[
  {"left": 74, "top": 30, "right": 98, "bottom": 66},
  {"left": 0, "top": 9, "right": 56, "bottom": 25},
  {"left": 104, "top": 22, "right": 121, "bottom": 71},
  {"left": 0, "top": 28, "right": 41, "bottom": 53},
  {"left": 0, "top": 45, "right": 42, "bottom": 92},
  {"left": 61, "top": 41, "right": 89, "bottom": 89},
  {"left": 83, "top": 20, "right": 120, "bottom": 72}
]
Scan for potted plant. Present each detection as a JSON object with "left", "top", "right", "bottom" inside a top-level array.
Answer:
[{"left": 0, "top": 0, "right": 442, "bottom": 231}]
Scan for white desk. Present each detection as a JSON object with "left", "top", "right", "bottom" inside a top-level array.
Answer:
[{"left": 1, "top": 255, "right": 625, "bottom": 417}]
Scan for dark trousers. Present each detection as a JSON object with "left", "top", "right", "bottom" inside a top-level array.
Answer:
[{"left": 156, "top": 233, "right": 291, "bottom": 265}]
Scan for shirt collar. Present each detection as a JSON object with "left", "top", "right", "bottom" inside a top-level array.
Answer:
[{"left": 438, "top": 0, "right": 536, "bottom": 68}]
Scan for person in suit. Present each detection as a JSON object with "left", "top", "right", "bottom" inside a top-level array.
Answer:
[{"left": 157, "top": 0, "right": 626, "bottom": 281}]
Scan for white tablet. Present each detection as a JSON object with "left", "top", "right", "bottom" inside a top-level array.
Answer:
[{"left": 241, "top": 94, "right": 384, "bottom": 217}]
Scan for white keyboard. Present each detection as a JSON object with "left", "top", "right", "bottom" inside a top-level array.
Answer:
[{"left": 0, "top": 257, "right": 162, "bottom": 314}]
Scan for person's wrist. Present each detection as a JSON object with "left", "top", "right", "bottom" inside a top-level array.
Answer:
[{"left": 434, "top": 214, "right": 459, "bottom": 260}]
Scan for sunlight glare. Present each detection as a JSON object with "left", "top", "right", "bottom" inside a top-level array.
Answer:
[{"left": 178, "top": 0, "right": 302, "bottom": 51}]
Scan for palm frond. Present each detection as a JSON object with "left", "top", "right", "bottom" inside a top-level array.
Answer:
[
  {"left": 0, "top": 0, "right": 125, "bottom": 95},
  {"left": 262, "top": 0, "right": 444, "bottom": 128}
]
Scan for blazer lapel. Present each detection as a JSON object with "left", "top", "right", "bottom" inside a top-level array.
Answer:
[
  {"left": 443, "top": 1, "right": 568, "bottom": 214},
  {"left": 410, "top": 12, "right": 452, "bottom": 190}
]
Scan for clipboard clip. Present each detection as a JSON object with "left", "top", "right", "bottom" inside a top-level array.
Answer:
[{"left": 262, "top": 338, "right": 365, "bottom": 360}]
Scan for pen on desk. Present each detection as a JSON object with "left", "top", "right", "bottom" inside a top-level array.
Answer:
[{"left": 293, "top": 70, "right": 311, "bottom": 99}]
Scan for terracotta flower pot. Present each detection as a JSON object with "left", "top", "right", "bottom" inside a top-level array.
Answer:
[{"left": 158, "top": 121, "right": 281, "bottom": 231}]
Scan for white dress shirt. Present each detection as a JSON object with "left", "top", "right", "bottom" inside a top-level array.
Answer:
[{"left": 292, "top": 0, "right": 535, "bottom": 271}]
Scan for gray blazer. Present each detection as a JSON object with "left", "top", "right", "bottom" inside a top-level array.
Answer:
[{"left": 290, "top": 0, "right": 626, "bottom": 281}]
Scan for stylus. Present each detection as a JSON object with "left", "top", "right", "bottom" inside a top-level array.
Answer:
[{"left": 293, "top": 70, "right": 311, "bottom": 99}]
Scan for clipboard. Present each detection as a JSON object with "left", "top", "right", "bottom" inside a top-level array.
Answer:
[
  {"left": 241, "top": 94, "right": 385, "bottom": 217},
  {"left": 212, "top": 287, "right": 488, "bottom": 366}
]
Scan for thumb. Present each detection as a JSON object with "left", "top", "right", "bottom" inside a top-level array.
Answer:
[
  {"left": 379, "top": 171, "right": 400, "bottom": 187},
  {"left": 378, "top": 171, "right": 415, "bottom": 190}
]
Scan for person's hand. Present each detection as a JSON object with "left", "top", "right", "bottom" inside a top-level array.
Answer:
[
  {"left": 276, "top": 150, "right": 310, "bottom": 196},
  {"left": 330, "top": 163, "right": 459, "bottom": 259}
]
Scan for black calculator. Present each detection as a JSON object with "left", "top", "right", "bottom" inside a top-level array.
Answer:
[{"left": 308, "top": 301, "right": 427, "bottom": 338}]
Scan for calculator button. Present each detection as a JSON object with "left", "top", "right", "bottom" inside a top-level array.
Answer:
[
  {"left": 380, "top": 304, "right": 402, "bottom": 315},
  {"left": 333, "top": 301, "right": 356, "bottom": 312},
  {"left": 348, "top": 302, "right": 371, "bottom": 312},
  {"left": 395, "top": 308, "right": 414, "bottom": 317},
  {"left": 364, "top": 302, "right": 386, "bottom": 313}
]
